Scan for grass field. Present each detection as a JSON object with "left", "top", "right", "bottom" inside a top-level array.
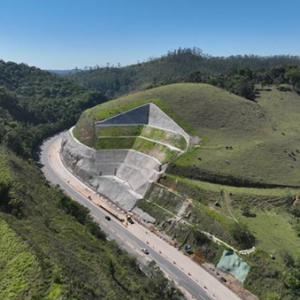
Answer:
[
  {"left": 171, "top": 85, "right": 300, "bottom": 186},
  {"left": 237, "top": 209, "right": 300, "bottom": 257}
]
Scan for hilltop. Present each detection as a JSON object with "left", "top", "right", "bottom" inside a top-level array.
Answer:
[
  {"left": 66, "top": 48, "right": 300, "bottom": 98},
  {"left": 75, "top": 82, "right": 300, "bottom": 186}
]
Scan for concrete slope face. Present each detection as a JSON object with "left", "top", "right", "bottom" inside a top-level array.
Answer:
[
  {"left": 96, "top": 103, "right": 190, "bottom": 143},
  {"left": 61, "top": 103, "right": 189, "bottom": 217}
]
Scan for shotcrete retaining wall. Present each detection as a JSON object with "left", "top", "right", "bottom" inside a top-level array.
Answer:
[
  {"left": 61, "top": 103, "right": 190, "bottom": 219},
  {"left": 61, "top": 130, "right": 165, "bottom": 211},
  {"left": 96, "top": 103, "right": 190, "bottom": 143}
]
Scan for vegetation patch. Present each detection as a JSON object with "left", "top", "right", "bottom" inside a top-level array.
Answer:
[
  {"left": 141, "top": 126, "right": 187, "bottom": 150},
  {"left": 0, "top": 219, "right": 45, "bottom": 300},
  {"left": 97, "top": 136, "right": 136, "bottom": 149},
  {"left": 236, "top": 209, "right": 300, "bottom": 258},
  {"left": 96, "top": 125, "right": 144, "bottom": 137},
  {"left": 165, "top": 174, "right": 300, "bottom": 197},
  {"left": 145, "top": 184, "right": 185, "bottom": 214},
  {"left": 95, "top": 136, "right": 179, "bottom": 163},
  {"left": 136, "top": 199, "right": 173, "bottom": 223}
]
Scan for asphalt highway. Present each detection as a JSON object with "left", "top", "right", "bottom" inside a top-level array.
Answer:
[{"left": 39, "top": 133, "right": 226, "bottom": 300}]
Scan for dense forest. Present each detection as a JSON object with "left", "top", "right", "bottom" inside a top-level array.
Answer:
[
  {"left": 66, "top": 48, "right": 300, "bottom": 98},
  {"left": 0, "top": 60, "right": 106, "bottom": 156}
]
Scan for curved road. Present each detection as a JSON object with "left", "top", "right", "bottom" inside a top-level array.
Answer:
[{"left": 39, "top": 132, "right": 241, "bottom": 300}]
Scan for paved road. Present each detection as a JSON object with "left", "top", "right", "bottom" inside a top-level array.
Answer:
[{"left": 39, "top": 133, "right": 238, "bottom": 300}]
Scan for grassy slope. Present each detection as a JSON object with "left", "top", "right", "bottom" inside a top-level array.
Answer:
[
  {"left": 96, "top": 137, "right": 179, "bottom": 163},
  {"left": 167, "top": 175, "right": 300, "bottom": 256},
  {"left": 166, "top": 175, "right": 300, "bottom": 264},
  {"left": 174, "top": 85, "right": 300, "bottom": 186},
  {"left": 0, "top": 219, "right": 44, "bottom": 300},
  {"left": 76, "top": 82, "right": 300, "bottom": 186},
  {"left": 145, "top": 176, "right": 300, "bottom": 299}
]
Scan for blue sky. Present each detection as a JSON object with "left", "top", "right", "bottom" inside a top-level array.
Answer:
[{"left": 0, "top": 0, "right": 299, "bottom": 69}]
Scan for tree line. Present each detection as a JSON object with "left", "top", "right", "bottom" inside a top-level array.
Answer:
[
  {"left": 186, "top": 66, "right": 300, "bottom": 100},
  {"left": 66, "top": 48, "right": 300, "bottom": 98}
]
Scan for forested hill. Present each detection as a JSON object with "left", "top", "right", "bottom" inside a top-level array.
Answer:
[
  {"left": 0, "top": 60, "right": 107, "bottom": 156},
  {"left": 66, "top": 48, "right": 300, "bottom": 98}
]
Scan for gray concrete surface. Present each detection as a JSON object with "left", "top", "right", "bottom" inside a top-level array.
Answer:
[
  {"left": 61, "top": 103, "right": 190, "bottom": 214},
  {"left": 61, "top": 130, "right": 163, "bottom": 212},
  {"left": 96, "top": 103, "right": 190, "bottom": 143}
]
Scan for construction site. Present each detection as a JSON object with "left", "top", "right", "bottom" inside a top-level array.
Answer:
[{"left": 60, "top": 103, "right": 189, "bottom": 220}]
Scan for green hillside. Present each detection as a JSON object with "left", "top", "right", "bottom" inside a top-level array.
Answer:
[
  {"left": 0, "top": 61, "right": 182, "bottom": 300},
  {"left": 75, "top": 82, "right": 300, "bottom": 299},
  {"left": 0, "top": 219, "right": 43, "bottom": 300},
  {"left": 75, "top": 82, "right": 300, "bottom": 186},
  {"left": 66, "top": 49, "right": 300, "bottom": 98}
]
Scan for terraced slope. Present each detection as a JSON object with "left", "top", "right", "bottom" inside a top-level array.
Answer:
[{"left": 62, "top": 103, "right": 189, "bottom": 213}]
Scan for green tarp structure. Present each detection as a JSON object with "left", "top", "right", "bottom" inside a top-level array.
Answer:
[{"left": 217, "top": 250, "right": 250, "bottom": 283}]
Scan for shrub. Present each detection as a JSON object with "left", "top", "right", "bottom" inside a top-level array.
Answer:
[{"left": 230, "top": 223, "right": 255, "bottom": 249}]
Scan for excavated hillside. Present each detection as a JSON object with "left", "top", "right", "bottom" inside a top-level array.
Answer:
[
  {"left": 61, "top": 102, "right": 189, "bottom": 218},
  {"left": 73, "top": 82, "right": 300, "bottom": 186}
]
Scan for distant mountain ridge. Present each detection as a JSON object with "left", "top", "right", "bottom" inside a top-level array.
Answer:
[
  {"left": 66, "top": 48, "right": 300, "bottom": 98},
  {"left": 47, "top": 68, "right": 82, "bottom": 75}
]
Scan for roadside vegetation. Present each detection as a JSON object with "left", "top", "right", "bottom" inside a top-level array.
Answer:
[{"left": 137, "top": 174, "right": 300, "bottom": 300}]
